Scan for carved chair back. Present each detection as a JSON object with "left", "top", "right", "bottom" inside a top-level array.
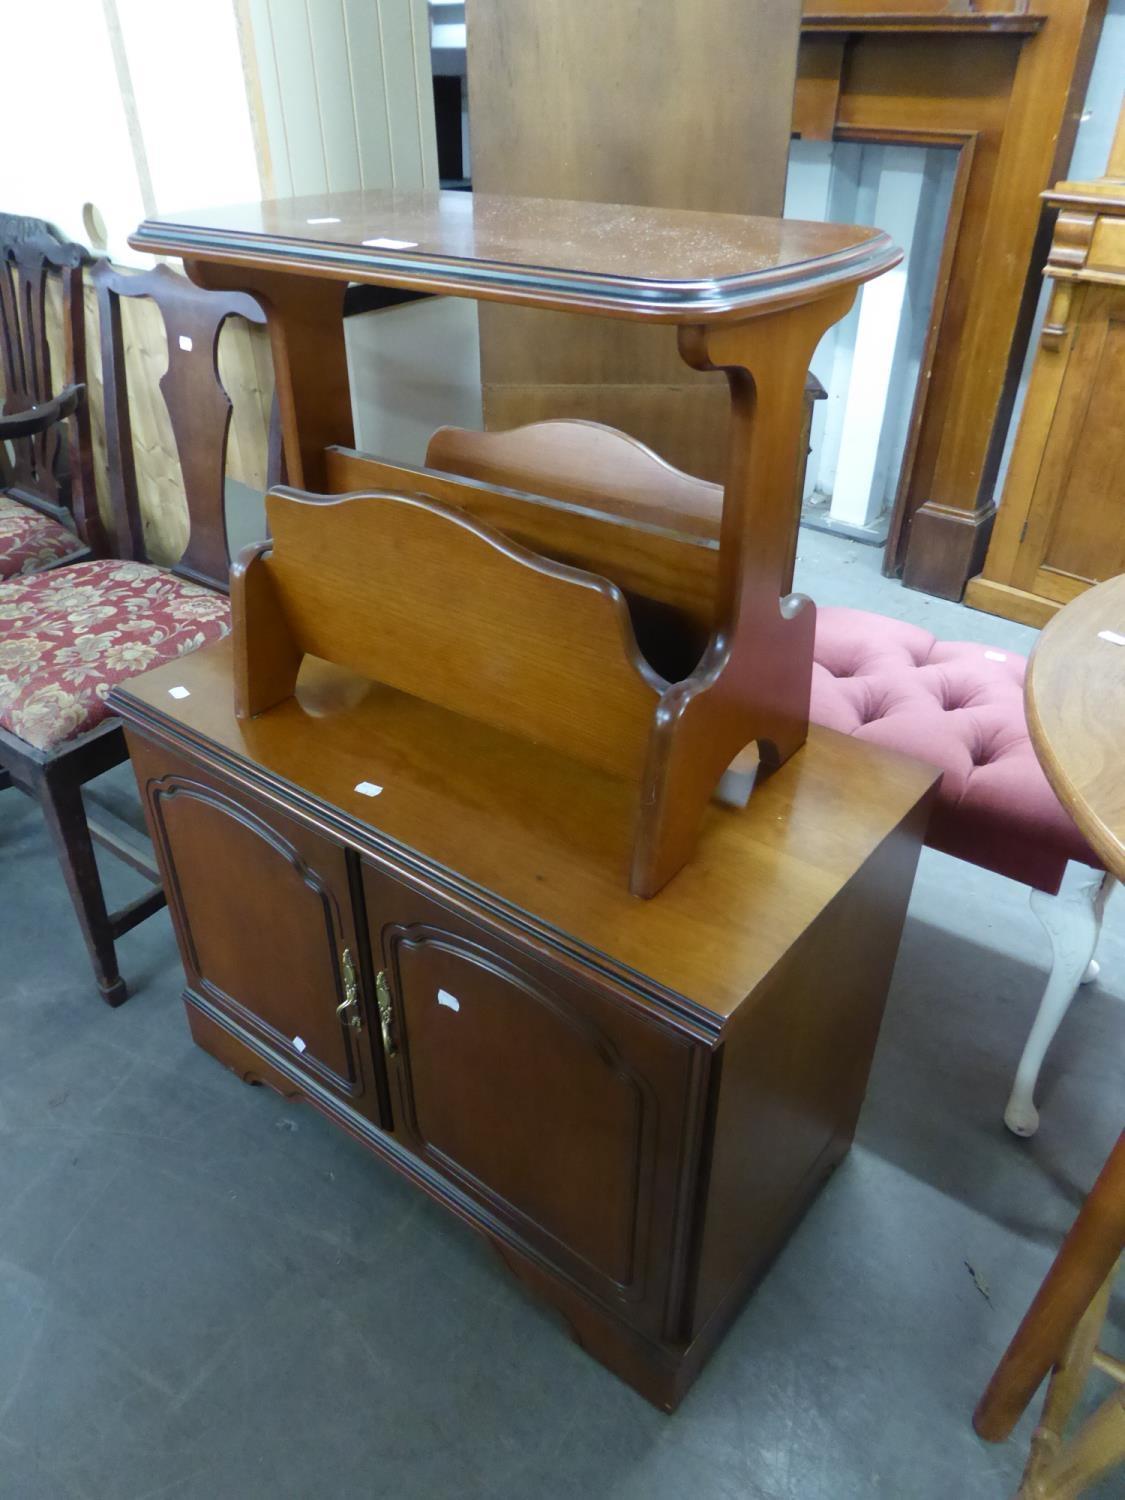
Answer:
[
  {"left": 90, "top": 260, "right": 277, "bottom": 593},
  {"left": 0, "top": 216, "right": 102, "bottom": 549}
]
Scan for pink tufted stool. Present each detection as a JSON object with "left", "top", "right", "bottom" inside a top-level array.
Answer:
[{"left": 811, "top": 606, "right": 1109, "bottom": 1137}]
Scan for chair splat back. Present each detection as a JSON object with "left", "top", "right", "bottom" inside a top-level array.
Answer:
[
  {"left": 91, "top": 260, "right": 269, "bottom": 592},
  {"left": 0, "top": 220, "right": 101, "bottom": 549}
]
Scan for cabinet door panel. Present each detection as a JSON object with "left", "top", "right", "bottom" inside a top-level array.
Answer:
[
  {"left": 362, "top": 860, "right": 700, "bottom": 1329},
  {"left": 131, "top": 741, "right": 377, "bottom": 1114},
  {"left": 395, "top": 929, "right": 644, "bottom": 1282}
]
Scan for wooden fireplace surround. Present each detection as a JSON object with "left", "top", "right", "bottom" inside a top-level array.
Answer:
[{"left": 796, "top": 1, "right": 1106, "bottom": 598}]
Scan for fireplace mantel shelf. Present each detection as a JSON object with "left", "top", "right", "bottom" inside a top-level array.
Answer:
[{"left": 801, "top": 13, "right": 1045, "bottom": 34}]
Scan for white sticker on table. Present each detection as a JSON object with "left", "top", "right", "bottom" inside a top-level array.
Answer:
[
  {"left": 354, "top": 781, "right": 383, "bottom": 798},
  {"left": 168, "top": 685, "right": 191, "bottom": 699},
  {"left": 362, "top": 237, "right": 418, "bottom": 250},
  {"left": 1097, "top": 630, "right": 1125, "bottom": 647},
  {"left": 437, "top": 989, "right": 461, "bottom": 1013}
]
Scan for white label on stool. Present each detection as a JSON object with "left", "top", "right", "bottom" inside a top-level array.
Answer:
[
  {"left": 354, "top": 781, "right": 383, "bottom": 797},
  {"left": 293, "top": 1035, "right": 307, "bottom": 1053},
  {"left": 437, "top": 990, "right": 461, "bottom": 1012},
  {"left": 362, "top": 237, "right": 418, "bottom": 250},
  {"left": 984, "top": 650, "right": 1007, "bottom": 662},
  {"left": 1098, "top": 630, "right": 1125, "bottom": 647},
  {"left": 178, "top": 335, "right": 193, "bottom": 352},
  {"left": 168, "top": 685, "right": 190, "bottom": 699}
]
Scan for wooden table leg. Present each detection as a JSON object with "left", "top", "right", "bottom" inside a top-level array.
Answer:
[
  {"left": 630, "top": 287, "right": 856, "bottom": 896},
  {"left": 974, "top": 1131, "right": 1125, "bottom": 1444}
]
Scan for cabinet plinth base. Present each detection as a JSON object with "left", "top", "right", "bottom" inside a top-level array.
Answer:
[{"left": 185, "top": 983, "right": 853, "bottom": 1413}]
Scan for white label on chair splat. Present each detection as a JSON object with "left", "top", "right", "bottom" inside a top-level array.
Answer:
[
  {"left": 437, "top": 990, "right": 461, "bottom": 1012},
  {"left": 362, "top": 237, "right": 418, "bottom": 250},
  {"left": 354, "top": 781, "right": 383, "bottom": 797},
  {"left": 984, "top": 650, "right": 1007, "bottom": 662},
  {"left": 292, "top": 1035, "right": 307, "bottom": 1054},
  {"left": 168, "top": 685, "right": 190, "bottom": 699},
  {"left": 1098, "top": 630, "right": 1125, "bottom": 647},
  {"left": 178, "top": 335, "right": 193, "bottom": 352}
]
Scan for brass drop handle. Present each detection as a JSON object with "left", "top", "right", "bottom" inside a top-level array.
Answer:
[
  {"left": 376, "top": 969, "right": 397, "bottom": 1058},
  {"left": 336, "top": 948, "right": 363, "bottom": 1030}
]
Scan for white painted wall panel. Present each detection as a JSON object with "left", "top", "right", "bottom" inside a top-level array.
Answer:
[
  {"left": 116, "top": 0, "right": 260, "bottom": 223},
  {"left": 344, "top": 0, "right": 396, "bottom": 188},
  {"left": 247, "top": 0, "right": 438, "bottom": 196},
  {"left": 248, "top": 0, "right": 295, "bottom": 196},
  {"left": 308, "top": 0, "right": 364, "bottom": 191},
  {"left": 0, "top": 0, "right": 143, "bottom": 259},
  {"left": 265, "top": 0, "right": 330, "bottom": 194}
]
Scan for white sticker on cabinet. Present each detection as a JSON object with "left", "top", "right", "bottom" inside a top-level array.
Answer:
[
  {"left": 354, "top": 781, "right": 383, "bottom": 797},
  {"left": 437, "top": 990, "right": 461, "bottom": 1012},
  {"left": 293, "top": 1036, "right": 307, "bottom": 1053}
]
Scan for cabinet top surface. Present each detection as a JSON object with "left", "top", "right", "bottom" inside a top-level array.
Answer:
[
  {"left": 129, "top": 189, "right": 899, "bottom": 320},
  {"left": 111, "top": 640, "right": 937, "bottom": 1031}
]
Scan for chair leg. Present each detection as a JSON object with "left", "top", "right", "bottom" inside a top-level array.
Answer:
[
  {"left": 34, "top": 766, "right": 128, "bottom": 1007},
  {"left": 1004, "top": 871, "right": 1113, "bottom": 1138},
  {"left": 975, "top": 1134, "right": 1125, "bottom": 1447}
]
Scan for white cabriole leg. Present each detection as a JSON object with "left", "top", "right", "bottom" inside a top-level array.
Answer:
[{"left": 1004, "top": 871, "right": 1114, "bottom": 1138}]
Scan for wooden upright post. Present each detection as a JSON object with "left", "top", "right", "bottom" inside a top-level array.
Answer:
[{"left": 466, "top": 0, "right": 803, "bottom": 481}]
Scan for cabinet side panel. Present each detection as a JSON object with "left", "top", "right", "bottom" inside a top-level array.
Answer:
[
  {"left": 689, "top": 800, "right": 929, "bottom": 1338},
  {"left": 1038, "top": 299, "right": 1125, "bottom": 584}
]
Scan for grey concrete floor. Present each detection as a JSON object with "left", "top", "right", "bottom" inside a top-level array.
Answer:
[{"left": 1, "top": 528, "right": 1123, "bottom": 1499}]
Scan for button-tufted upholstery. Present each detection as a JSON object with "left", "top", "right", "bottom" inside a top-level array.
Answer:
[{"left": 811, "top": 606, "right": 1099, "bottom": 894}]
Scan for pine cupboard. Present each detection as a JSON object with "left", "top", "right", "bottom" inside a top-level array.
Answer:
[{"left": 967, "top": 105, "right": 1125, "bottom": 625}]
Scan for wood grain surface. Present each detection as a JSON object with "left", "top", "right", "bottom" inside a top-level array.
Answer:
[{"left": 1026, "top": 572, "right": 1125, "bottom": 879}]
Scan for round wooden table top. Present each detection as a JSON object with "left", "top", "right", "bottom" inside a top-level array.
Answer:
[{"left": 1027, "top": 573, "right": 1125, "bottom": 881}]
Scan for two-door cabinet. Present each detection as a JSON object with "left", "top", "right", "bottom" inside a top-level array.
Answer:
[{"left": 109, "top": 640, "right": 938, "bottom": 1409}]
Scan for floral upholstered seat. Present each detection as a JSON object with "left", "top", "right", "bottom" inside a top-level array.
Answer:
[
  {"left": 0, "top": 493, "right": 83, "bottom": 578},
  {"left": 0, "top": 558, "right": 230, "bottom": 751}
]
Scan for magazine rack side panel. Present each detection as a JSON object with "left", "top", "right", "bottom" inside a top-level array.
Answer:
[{"left": 234, "top": 487, "right": 662, "bottom": 783}]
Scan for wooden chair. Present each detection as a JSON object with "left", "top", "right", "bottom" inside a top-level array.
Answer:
[
  {"left": 974, "top": 1131, "right": 1125, "bottom": 1497},
  {"left": 0, "top": 217, "right": 104, "bottom": 577},
  {"left": 0, "top": 261, "right": 272, "bottom": 1004}
]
